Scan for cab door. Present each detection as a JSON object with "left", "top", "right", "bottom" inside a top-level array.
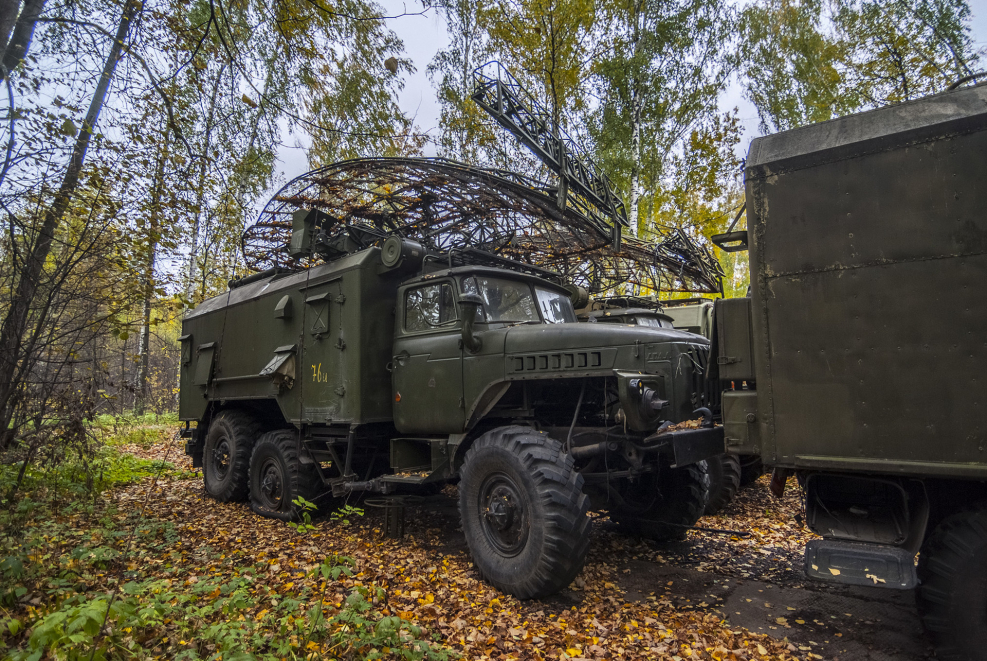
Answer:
[{"left": 392, "top": 280, "right": 464, "bottom": 433}]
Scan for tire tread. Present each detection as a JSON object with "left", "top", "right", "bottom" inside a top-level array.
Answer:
[
  {"left": 460, "top": 426, "right": 591, "bottom": 599},
  {"left": 917, "top": 506, "right": 987, "bottom": 661}
]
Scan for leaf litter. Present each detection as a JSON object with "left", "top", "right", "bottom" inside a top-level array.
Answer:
[{"left": 8, "top": 430, "right": 815, "bottom": 660}]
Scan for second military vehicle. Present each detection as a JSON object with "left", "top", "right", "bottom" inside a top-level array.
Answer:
[
  {"left": 663, "top": 297, "right": 764, "bottom": 489},
  {"left": 712, "top": 79, "right": 987, "bottom": 660},
  {"left": 179, "top": 160, "right": 723, "bottom": 600}
]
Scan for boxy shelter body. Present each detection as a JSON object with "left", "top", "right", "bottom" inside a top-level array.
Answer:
[{"left": 715, "top": 80, "right": 987, "bottom": 660}]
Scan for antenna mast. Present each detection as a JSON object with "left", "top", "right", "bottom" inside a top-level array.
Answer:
[{"left": 472, "top": 61, "right": 628, "bottom": 249}]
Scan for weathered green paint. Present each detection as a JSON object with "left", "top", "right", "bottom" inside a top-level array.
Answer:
[
  {"left": 180, "top": 247, "right": 717, "bottom": 483},
  {"left": 180, "top": 248, "right": 403, "bottom": 427},
  {"left": 663, "top": 300, "right": 714, "bottom": 338},
  {"left": 735, "top": 82, "right": 987, "bottom": 478}
]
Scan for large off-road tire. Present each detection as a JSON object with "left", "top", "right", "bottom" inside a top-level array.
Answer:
[
  {"left": 459, "top": 426, "right": 591, "bottom": 599},
  {"left": 611, "top": 458, "right": 709, "bottom": 541},
  {"left": 704, "top": 454, "right": 741, "bottom": 515},
  {"left": 739, "top": 455, "right": 765, "bottom": 487},
  {"left": 917, "top": 508, "right": 987, "bottom": 661},
  {"left": 203, "top": 410, "right": 262, "bottom": 502},
  {"left": 249, "top": 430, "right": 323, "bottom": 521}
]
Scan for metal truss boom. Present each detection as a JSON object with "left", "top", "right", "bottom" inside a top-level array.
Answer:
[{"left": 472, "top": 61, "right": 628, "bottom": 246}]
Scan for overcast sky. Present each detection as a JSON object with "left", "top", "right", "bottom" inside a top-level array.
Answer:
[{"left": 273, "top": 1, "right": 987, "bottom": 189}]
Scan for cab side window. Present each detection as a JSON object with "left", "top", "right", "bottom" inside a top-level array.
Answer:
[{"left": 405, "top": 283, "right": 458, "bottom": 332}]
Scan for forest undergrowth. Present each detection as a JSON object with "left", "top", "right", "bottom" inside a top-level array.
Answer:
[{"left": 0, "top": 420, "right": 811, "bottom": 661}]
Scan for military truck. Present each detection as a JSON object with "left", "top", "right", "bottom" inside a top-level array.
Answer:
[
  {"left": 663, "top": 297, "right": 765, "bottom": 489},
  {"left": 179, "top": 210, "right": 723, "bottom": 599},
  {"left": 661, "top": 298, "right": 713, "bottom": 338},
  {"left": 575, "top": 294, "right": 676, "bottom": 328},
  {"left": 575, "top": 295, "right": 741, "bottom": 515},
  {"left": 711, "top": 81, "right": 987, "bottom": 659}
]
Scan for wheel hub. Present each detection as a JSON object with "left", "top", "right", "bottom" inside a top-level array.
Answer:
[
  {"left": 479, "top": 474, "right": 529, "bottom": 556},
  {"left": 211, "top": 439, "right": 231, "bottom": 478},
  {"left": 258, "top": 459, "right": 284, "bottom": 509}
]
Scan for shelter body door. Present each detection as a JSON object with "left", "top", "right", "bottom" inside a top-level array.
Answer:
[
  {"left": 301, "top": 281, "right": 344, "bottom": 423},
  {"left": 392, "top": 281, "right": 464, "bottom": 434}
]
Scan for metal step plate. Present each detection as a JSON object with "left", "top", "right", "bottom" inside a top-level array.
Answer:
[{"left": 805, "top": 539, "right": 917, "bottom": 590}]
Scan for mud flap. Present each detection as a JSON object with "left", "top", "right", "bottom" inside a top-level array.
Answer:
[{"left": 805, "top": 539, "right": 917, "bottom": 590}]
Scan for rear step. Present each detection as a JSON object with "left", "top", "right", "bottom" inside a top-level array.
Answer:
[
  {"left": 804, "top": 539, "right": 917, "bottom": 589},
  {"left": 379, "top": 473, "right": 430, "bottom": 486}
]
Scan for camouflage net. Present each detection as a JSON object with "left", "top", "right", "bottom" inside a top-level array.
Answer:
[{"left": 242, "top": 157, "right": 723, "bottom": 294}]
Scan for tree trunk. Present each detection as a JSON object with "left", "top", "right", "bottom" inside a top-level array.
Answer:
[
  {"left": 185, "top": 64, "right": 225, "bottom": 306},
  {"left": 133, "top": 266, "right": 154, "bottom": 415},
  {"left": 134, "top": 126, "right": 170, "bottom": 416},
  {"left": 1, "top": 0, "right": 45, "bottom": 78},
  {"left": 628, "top": 0, "right": 642, "bottom": 238},
  {"left": 629, "top": 88, "right": 641, "bottom": 238},
  {"left": 0, "top": 0, "right": 21, "bottom": 53},
  {"left": 0, "top": 0, "right": 140, "bottom": 446}
]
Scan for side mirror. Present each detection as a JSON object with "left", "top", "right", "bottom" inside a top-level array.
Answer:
[{"left": 458, "top": 294, "right": 484, "bottom": 353}]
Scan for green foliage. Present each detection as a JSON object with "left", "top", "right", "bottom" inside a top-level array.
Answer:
[
  {"left": 738, "top": 0, "right": 852, "bottom": 132},
  {"left": 6, "top": 567, "right": 453, "bottom": 661},
  {"left": 834, "top": 0, "right": 979, "bottom": 105},
  {"left": 0, "top": 444, "right": 182, "bottom": 507},
  {"left": 331, "top": 504, "right": 365, "bottom": 527},
  {"left": 739, "top": 0, "right": 982, "bottom": 132},
  {"left": 290, "top": 496, "right": 319, "bottom": 533},
  {"left": 1, "top": 442, "right": 450, "bottom": 661}
]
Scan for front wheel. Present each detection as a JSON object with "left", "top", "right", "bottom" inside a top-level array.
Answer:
[
  {"left": 917, "top": 507, "right": 987, "bottom": 661},
  {"left": 610, "top": 457, "right": 709, "bottom": 541},
  {"left": 459, "top": 426, "right": 591, "bottom": 599},
  {"left": 249, "top": 430, "right": 322, "bottom": 521}
]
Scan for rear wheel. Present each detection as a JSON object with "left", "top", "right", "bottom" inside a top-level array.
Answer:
[
  {"left": 459, "top": 426, "right": 591, "bottom": 599},
  {"left": 611, "top": 457, "right": 709, "bottom": 541},
  {"left": 203, "top": 410, "right": 262, "bottom": 502},
  {"left": 249, "top": 430, "right": 322, "bottom": 521},
  {"left": 704, "top": 454, "right": 741, "bottom": 515},
  {"left": 917, "top": 507, "right": 987, "bottom": 661},
  {"left": 739, "top": 455, "right": 765, "bottom": 487}
]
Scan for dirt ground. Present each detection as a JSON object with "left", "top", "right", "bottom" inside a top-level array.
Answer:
[{"left": 117, "top": 435, "right": 935, "bottom": 660}]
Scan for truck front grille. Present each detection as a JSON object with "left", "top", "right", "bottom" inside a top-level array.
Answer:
[{"left": 688, "top": 344, "right": 720, "bottom": 414}]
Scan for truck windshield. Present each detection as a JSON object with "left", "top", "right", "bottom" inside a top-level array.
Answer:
[
  {"left": 460, "top": 276, "right": 574, "bottom": 324},
  {"left": 635, "top": 316, "right": 669, "bottom": 328},
  {"left": 535, "top": 287, "right": 576, "bottom": 323},
  {"left": 460, "top": 275, "right": 539, "bottom": 323}
]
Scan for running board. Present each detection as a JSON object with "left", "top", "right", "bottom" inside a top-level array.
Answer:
[
  {"left": 380, "top": 473, "right": 429, "bottom": 486},
  {"left": 805, "top": 539, "right": 917, "bottom": 589}
]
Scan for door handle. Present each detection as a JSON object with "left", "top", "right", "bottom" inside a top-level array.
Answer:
[{"left": 392, "top": 351, "right": 409, "bottom": 367}]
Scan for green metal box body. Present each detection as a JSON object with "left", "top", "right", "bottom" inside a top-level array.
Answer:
[
  {"left": 179, "top": 248, "right": 403, "bottom": 427},
  {"left": 744, "top": 83, "right": 987, "bottom": 479}
]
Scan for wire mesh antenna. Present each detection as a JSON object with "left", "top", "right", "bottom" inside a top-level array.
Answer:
[
  {"left": 244, "top": 157, "right": 614, "bottom": 271},
  {"left": 471, "top": 61, "right": 629, "bottom": 244},
  {"left": 242, "top": 157, "right": 724, "bottom": 293}
]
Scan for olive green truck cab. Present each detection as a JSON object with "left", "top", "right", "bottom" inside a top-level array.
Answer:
[
  {"left": 180, "top": 222, "right": 721, "bottom": 599},
  {"left": 714, "top": 81, "right": 987, "bottom": 659}
]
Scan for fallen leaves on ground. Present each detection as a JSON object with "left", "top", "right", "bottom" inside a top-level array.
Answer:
[
  {"left": 639, "top": 473, "right": 819, "bottom": 587},
  {"left": 8, "top": 432, "right": 814, "bottom": 660}
]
